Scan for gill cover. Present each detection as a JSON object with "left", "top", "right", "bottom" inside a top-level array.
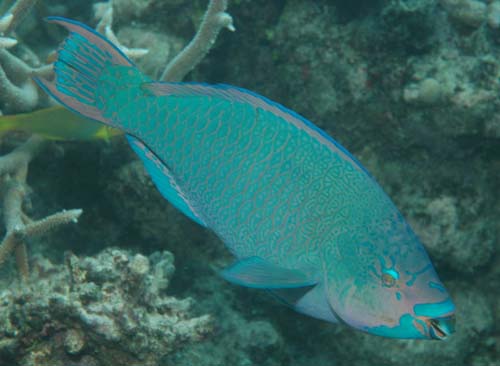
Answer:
[{"left": 323, "top": 215, "right": 455, "bottom": 339}]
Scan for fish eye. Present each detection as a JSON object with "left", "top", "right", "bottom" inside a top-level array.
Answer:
[{"left": 381, "top": 268, "right": 399, "bottom": 287}]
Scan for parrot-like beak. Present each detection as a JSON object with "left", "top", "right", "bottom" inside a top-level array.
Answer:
[{"left": 428, "top": 314, "right": 456, "bottom": 340}]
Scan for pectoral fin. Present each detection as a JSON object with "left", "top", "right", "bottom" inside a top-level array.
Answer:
[
  {"left": 221, "top": 256, "right": 317, "bottom": 289},
  {"left": 271, "top": 283, "right": 339, "bottom": 323}
]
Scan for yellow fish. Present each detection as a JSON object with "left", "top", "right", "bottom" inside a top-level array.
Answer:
[{"left": 0, "top": 106, "right": 121, "bottom": 141}]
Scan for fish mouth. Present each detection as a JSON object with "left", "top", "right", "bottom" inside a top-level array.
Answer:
[{"left": 428, "top": 314, "right": 456, "bottom": 340}]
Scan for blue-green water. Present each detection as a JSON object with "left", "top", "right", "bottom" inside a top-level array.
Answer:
[{"left": 0, "top": 1, "right": 497, "bottom": 365}]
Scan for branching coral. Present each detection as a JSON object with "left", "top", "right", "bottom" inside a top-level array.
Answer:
[
  {"left": 0, "top": 136, "right": 82, "bottom": 281},
  {"left": 0, "top": 0, "right": 37, "bottom": 35},
  {"left": 0, "top": 0, "right": 83, "bottom": 281},
  {"left": 94, "top": 0, "right": 149, "bottom": 59},
  {"left": 0, "top": 14, "right": 17, "bottom": 49},
  {"left": 0, "top": 0, "right": 52, "bottom": 114},
  {"left": 161, "top": 0, "right": 234, "bottom": 82},
  {"left": 0, "top": 0, "right": 233, "bottom": 281}
]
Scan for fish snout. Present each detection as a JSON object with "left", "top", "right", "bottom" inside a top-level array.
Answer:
[{"left": 428, "top": 314, "right": 456, "bottom": 340}]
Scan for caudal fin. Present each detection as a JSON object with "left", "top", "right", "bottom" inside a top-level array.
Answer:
[{"left": 34, "top": 17, "right": 134, "bottom": 125}]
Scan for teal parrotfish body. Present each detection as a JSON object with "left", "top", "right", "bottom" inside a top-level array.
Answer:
[{"left": 36, "top": 17, "right": 455, "bottom": 339}]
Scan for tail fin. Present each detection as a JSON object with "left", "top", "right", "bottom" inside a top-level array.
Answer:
[{"left": 34, "top": 17, "right": 135, "bottom": 125}]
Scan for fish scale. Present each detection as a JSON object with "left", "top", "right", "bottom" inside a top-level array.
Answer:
[{"left": 36, "top": 17, "right": 456, "bottom": 340}]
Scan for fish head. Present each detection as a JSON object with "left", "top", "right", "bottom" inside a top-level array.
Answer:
[{"left": 323, "top": 212, "right": 455, "bottom": 339}]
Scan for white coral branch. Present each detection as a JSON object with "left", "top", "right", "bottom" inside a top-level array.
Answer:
[
  {"left": 0, "top": 1, "right": 40, "bottom": 113},
  {"left": 0, "top": 13, "right": 17, "bottom": 49},
  {"left": 0, "top": 136, "right": 83, "bottom": 281},
  {"left": 94, "top": 0, "right": 149, "bottom": 59},
  {"left": 161, "top": 0, "right": 235, "bottom": 82}
]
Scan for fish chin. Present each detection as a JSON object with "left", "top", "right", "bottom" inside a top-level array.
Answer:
[
  {"left": 413, "top": 296, "right": 456, "bottom": 339},
  {"left": 359, "top": 311, "right": 455, "bottom": 340},
  {"left": 361, "top": 313, "right": 431, "bottom": 339},
  {"left": 332, "top": 294, "right": 456, "bottom": 339}
]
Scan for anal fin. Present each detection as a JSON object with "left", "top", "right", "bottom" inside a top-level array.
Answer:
[{"left": 126, "top": 135, "right": 206, "bottom": 227}]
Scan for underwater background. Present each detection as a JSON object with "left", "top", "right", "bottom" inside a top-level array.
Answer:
[{"left": 0, "top": 0, "right": 498, "bottom": 365}]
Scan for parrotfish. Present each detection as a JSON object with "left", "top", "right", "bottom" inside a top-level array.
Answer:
[
  {"left": 0, "top": 106, "right": 121, "bottom": 140},
  {"left": 36, "top": 17, "right": 455, "bottom": 339}
]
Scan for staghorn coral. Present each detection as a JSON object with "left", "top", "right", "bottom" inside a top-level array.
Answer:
[
  {"left": 0, "top": 0, "right": 233, "bottom": 281},
  {"left": 0, "top": 135, "right": 82, "bottom": 281},
  {"left": 1, "top": 1, "right": 498, "bottom": 366},
  {"left": 0, "top": 0, "right": 54, "bottom": 114},
  {"left": 160, "top": 0, "right": 235, "bottom": 81},
  {"left": 93, "top": 0, "right": 149, "bottom": 60},
  {"left": 0, "top": 1, "right": 232, "bottom": 364},
  {"left": 0, "top": 247, "right": 212, "bottom": 366}
]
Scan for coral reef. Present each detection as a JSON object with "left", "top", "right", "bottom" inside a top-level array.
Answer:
[
  {"left": 213, "top": 1, "right": 499, "bottom": 364},
  {"left": 145, "top": 0, "right": 499, "bottom": 364},
  {"left": 0, "top": 0, "right": 498, "bottom": 366},
  {"left": 0, "top": 0, "right": 232, "bottom": 282},
  {"left": 0, "top": 1, "right": 235, "bottom": 364},
  {"left": 0, "top": 135, "right": 82, "bottom": 280},
  {"left": 0, "top": 0, "right": 49, "bottom": 114},
  {"left": 0, "top": 248, "right": 212, "bottom": 366},
  {"left": 258, "top": 0, "right": 500, "bottom": 273}
]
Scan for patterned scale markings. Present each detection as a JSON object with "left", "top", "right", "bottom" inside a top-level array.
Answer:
[{"left": 108, "top": 85, "right": 401, "bottom": 274}]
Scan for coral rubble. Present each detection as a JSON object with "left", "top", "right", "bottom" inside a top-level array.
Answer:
[{"left": 0, "top": 248, "right": 212, "bottom": 366}]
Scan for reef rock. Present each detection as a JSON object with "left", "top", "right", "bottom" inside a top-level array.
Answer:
[{"left": 0, "top": 248, "right": 212, "bottom": 366}]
